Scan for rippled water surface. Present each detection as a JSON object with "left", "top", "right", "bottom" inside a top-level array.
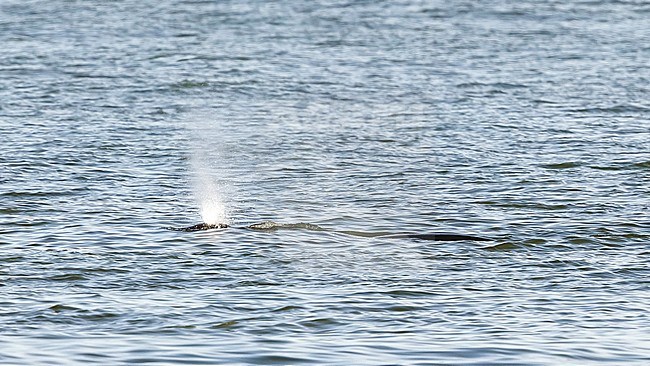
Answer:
[{"left": 1, "top": 0, "right": 649, "bottom": 364}]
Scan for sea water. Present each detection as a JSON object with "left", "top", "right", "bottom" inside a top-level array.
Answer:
[{"left": 1, "top": 0, "right": 649, "bottom": 364}]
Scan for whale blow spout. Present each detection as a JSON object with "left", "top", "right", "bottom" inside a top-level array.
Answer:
[{"left": 167, "top": 223, "right": 229, "bottom": 232}]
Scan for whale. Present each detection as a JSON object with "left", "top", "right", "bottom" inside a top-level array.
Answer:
[
  {"left": 382, "top": 233, "right": 490, "bottom": 241},
  {"left": 168, "top": 223, "right": 230, "bottom": 231},
  {"left": 166, "top": 221, "right": 491, "bottom": 241}
]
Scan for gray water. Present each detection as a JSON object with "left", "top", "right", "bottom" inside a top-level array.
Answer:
[{"left": 1, "top": 0, "right": 649, "bottom": 364}]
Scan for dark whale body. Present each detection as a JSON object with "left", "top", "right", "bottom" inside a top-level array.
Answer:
[
  {"left": 166, "top": 222, "right": 491, "bottom": 241},
  {"left": 389, "top": 233, "right": 491, "bottom": 241},
  {"left": 167, "top": 223, "right": 229, "bottom": 232}
]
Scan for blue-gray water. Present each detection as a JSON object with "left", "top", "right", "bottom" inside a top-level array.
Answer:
[{"left": 1, "top": 0, "right": 649, "bottom": 364}]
